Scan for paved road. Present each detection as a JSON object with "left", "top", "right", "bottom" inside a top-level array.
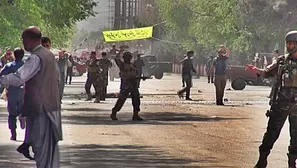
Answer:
[{"left": 0, "top": 74, "right": 291, "bottom": 167}]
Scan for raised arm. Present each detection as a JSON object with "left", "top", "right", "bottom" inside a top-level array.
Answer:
[
  {"left": 114, "top": 55, "right": 124, "bottom": 70},
  {"left": 225, "top": 48, "right": 230, "bottom": 57}
]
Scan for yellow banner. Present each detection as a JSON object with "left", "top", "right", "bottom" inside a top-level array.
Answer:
[{"left": 102, "top": 26, "right": 153, "bottom": 42}]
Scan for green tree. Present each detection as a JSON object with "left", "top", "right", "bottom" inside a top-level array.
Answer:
[
  {"left": 156, "top": 0, "right": 297, "bottom": 64},
  {"left": 0, "top": 0, "right": 97, "bottom": 49}
]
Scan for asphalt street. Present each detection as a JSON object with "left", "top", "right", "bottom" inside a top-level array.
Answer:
[{"left": 0, "top": 74, "right": 292, "bottom": 168}]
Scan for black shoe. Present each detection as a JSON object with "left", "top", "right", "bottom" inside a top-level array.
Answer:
[
  {"left": 254, "top": 151, "right": 269, "bottom": 168},
  {"left": 132, "top": 115, "right": 143, "bottom": 121},
  {"left": 110, "top": 109, "right": 118, "bottom": 120},
  {"left": 186, "top": 98, "right": 192, "bottom": 101},
  {"left": 17, "top": 143, "right": 34, "bottom": 160},
  {"left": 94, "top": 99, "right": 100, "bottom": 103},
  {"left": 177, "top": 91, "right": 183, "bottom": 99}
]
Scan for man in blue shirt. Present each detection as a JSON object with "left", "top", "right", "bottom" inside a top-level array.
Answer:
[
  {"left": 212, "top": 46, "right": 230, "bottom": 105},
  {"left": 0, "top": 48, "right": 25, "bottom": 140}
]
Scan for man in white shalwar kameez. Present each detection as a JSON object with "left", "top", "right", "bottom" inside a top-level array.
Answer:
[{"left": 0, "top": 26, "right": 62, "bottom": 168}]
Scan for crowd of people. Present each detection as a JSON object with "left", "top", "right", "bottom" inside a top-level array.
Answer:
[
  {"left": 83, "top": 44, "right": 145, "bottom": 121},
  {"left": 0, "top": 26, "right": 62, "bottom": 167},
  {"left": 0, "top": 25, "right": 148, "bottom": 167},
  {"left": 2, "top": 24, "right": 297, "bottom": 168}
]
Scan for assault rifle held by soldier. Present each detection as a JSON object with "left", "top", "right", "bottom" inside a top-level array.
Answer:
[
  {"left": 251, "top": 31, "right": 297, "bottom": 168},
  {"left": 265, "top": 57, "right": 284, "bottom": 117}
]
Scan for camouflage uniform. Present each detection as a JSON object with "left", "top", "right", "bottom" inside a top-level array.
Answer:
[
  {"left": 85, "top": 59, "right": 104, "bottom": 103},
  {"left": 99, "top": 58, "right": 112, "bottom": 100},
  {"left": 110, "top": 52, "right": 143, "bottom": 121},
  {"left": 255, "top": 54, "right": 297, "bottom": 168}
]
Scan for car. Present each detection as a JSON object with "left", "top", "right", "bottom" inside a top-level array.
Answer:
[
  {"left": 140, "top": 55, "right": 172, "bottom": 79},
  {"left": 226, "top": 65, "right": 272, "bottom": 90},
  {"left": 73, "top": 61, "right": 86, "bottom": 76}
]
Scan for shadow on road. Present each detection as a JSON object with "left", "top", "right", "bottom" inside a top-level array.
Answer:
[
  {"left": 0, "top": 144, "right": 227, "bottom": 168},
  {"left": 143, "top": 112, "right": 248, "bottom": 122},
  {"left": 63, "top": 107, "right": 106, "bottom": 112},
  {"left": 61, "top": 110, "right": 248, "bottom": 126},
  {"left": 0, "top": 144, "right": 35, "bottom": 168},
  {"left": 61, "top": 144, "right": 202, "bottom": 168}
]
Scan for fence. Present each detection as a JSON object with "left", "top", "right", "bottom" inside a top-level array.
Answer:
[{"left": 171, "top": 63, "right": 207, "bottom": 76}]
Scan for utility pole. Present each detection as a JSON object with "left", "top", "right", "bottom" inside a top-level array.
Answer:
[
  {"left": 114, "top": 0, "right": 139, "bottom": 29},
  {"left": 114, "top": 0, "right": 121, "bottom": 30}
]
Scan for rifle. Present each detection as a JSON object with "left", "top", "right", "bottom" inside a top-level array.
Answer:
[{"left": 266, "top": 60, "right": 284, "bottom": 117}]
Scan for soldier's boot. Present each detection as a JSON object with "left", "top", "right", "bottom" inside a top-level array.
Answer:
[
  {"left": 288, "top": 153, "right": 297, "bottom": 168},
  {"left": 110, "top": 108, "right": 118, "bottom": 120},
  {"left": 94, "top": 95, "right": 100, "bottom": 103},
  {"left": 177, "top": 91, "right": 183, "bottom": 99},
  {"left": 100, "top": 95, "right": 105, "bottom": 101},
  {"left": 132, "top": 111, "right": 143, "bottom": 121},
  {"left": 254, "top": 151, "right": 270, "bottom": 168},
  {"left": 216, "top": 99, "right": 224, "bottom": 106},
  {"left": 85, "top": 94, "right": 92, "bottom": 101},
  {"left": 220, "top": 99, "right": 225, "bottom": 105},
  {"left": 216, "top": 99, "right": 224, "bottom": 105}
]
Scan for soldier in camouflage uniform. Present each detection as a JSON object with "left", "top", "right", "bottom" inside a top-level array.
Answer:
[
  {"left": 99, "top": 52, "right": 112, "bottom": 101},
  {"left": 110, "top": 51, "right": 143, "bottom": 121},
  {"left": 254, "top": 31, "right": 297, "bottom": 168},
  {"left": 85, "top": 51, "right": 104, "bottom": 103}
]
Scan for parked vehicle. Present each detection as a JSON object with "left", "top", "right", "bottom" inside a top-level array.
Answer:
[
  {"left": 140, "top": 55, "right": 172, "bottom": 79},
  {"left": 226, "top": 65, "right": 272, "bottom": 90},
  {"left": 73, "top": 62, "right": 87, "bottom": 76}
]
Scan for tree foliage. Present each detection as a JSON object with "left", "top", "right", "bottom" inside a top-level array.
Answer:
[
  {"left": 0, "top": 0, "right": 97, "bottom": 49},
  {"left": 156, "top": 0, "right": 297, "bottom": 60}
]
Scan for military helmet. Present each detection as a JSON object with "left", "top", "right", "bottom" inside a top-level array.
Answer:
[
  {"left": 285, "top": 31, "right": 297, "bottom": 42},
  {"left": 123, "top": 51, "right": 132, "bottom": 59}
]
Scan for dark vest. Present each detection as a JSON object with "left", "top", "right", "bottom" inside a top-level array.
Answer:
[{"left": 22, "top": 45, "right": 60, "bottom": 116}]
